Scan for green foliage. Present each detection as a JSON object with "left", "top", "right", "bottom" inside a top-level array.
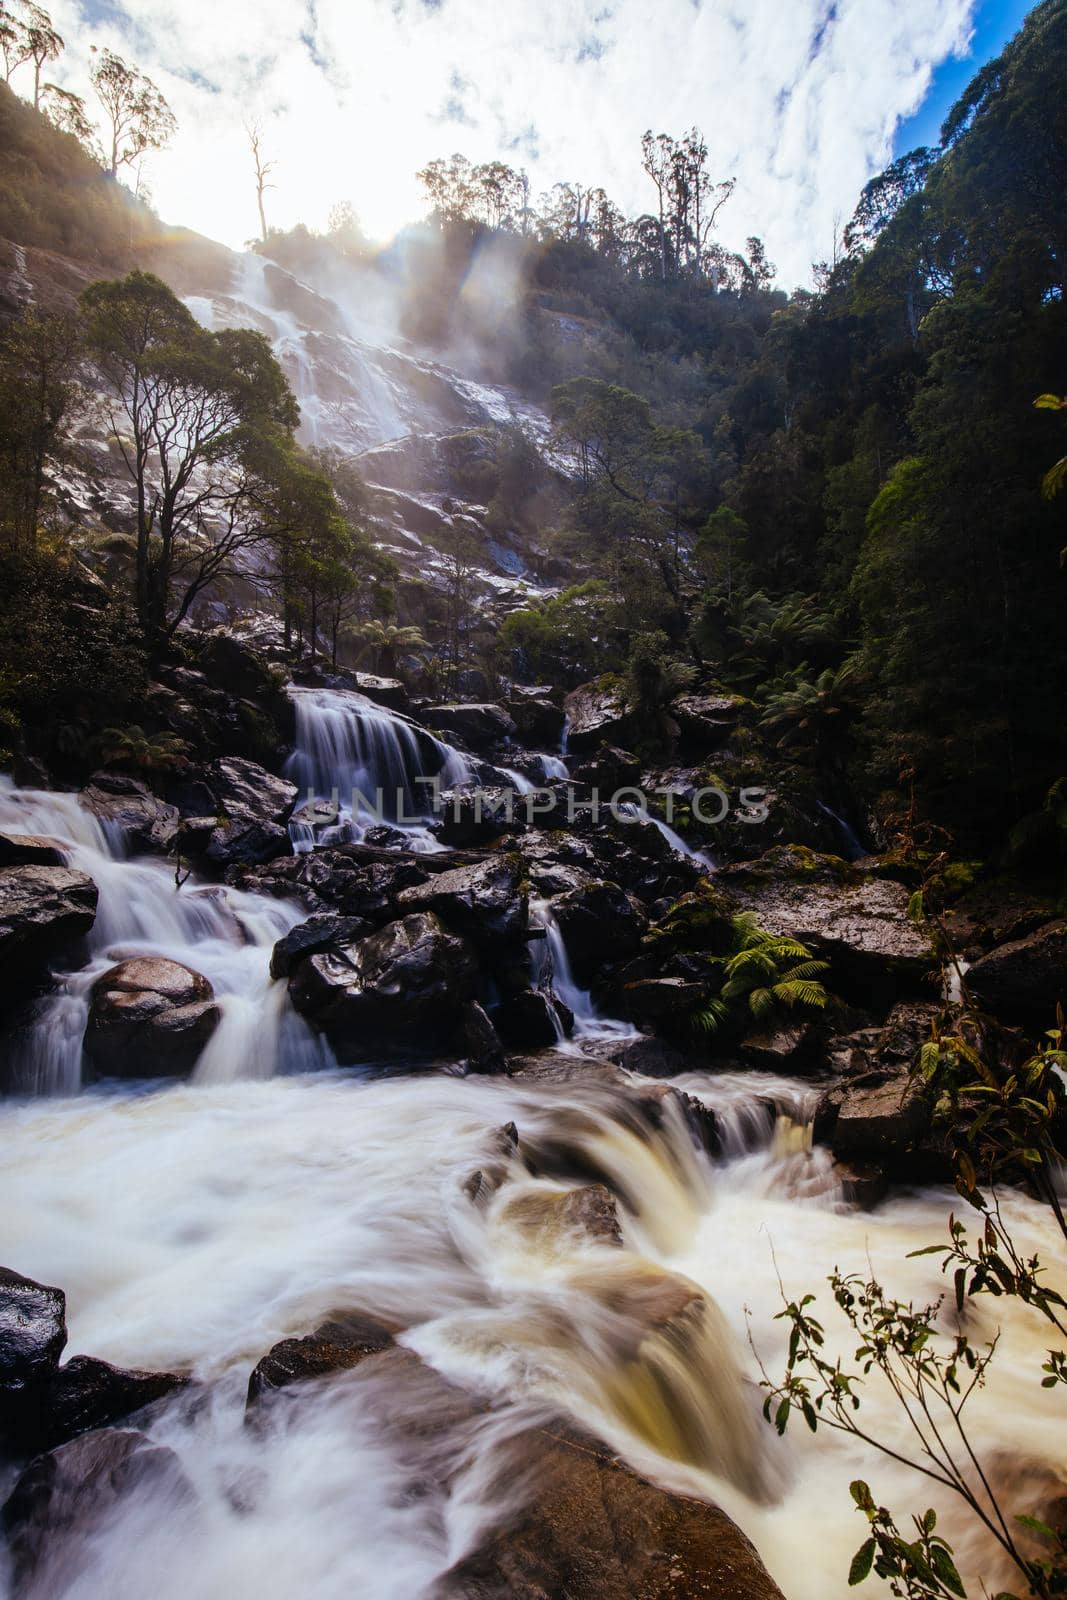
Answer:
[
  {"left": 96, "top": 724, "right": 189, "bottom": 773},
  {"left": 695, "top": 911, "right": 829, "bottom": 1034},
  {"left": 0, "top": 79, "right": 157, "bottom": 262},
  {"left": 0, "top": 546, "right": 147, "bottom": 770}
]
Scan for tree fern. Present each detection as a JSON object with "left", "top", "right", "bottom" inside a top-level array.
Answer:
[{"left": 695, "top": 913, "right": 830, "bottom": 1034}]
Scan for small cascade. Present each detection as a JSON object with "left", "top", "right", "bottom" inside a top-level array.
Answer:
[
  {"left": 816, "top": 800, "right": 866, "bottom": 862},
  {"left": 0, "top": 777, "right": 331, "bottom": 1095},
  {"left": 285, "top": 686, "right": 475, "bottom": 852},
  {"left": 618, "top": 803, "right": 715, "bottom": 871},
  {"left": 529, "top": 896, "right": 638, "bottom": 1048},
  {"left": 540, "top": 754, "right": 570, "bottom": 781}
]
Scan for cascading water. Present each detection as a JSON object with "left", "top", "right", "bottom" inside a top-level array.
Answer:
[
  {"left": 284, "top": 686, "right": 475, "bottom": 853},
  {"left": 1, "top": 1068, "right": 1062, "bottom": 1599},
  {"left": 0, "top": 777, "right": 331, "bottom": 1094},
  {"left": 617, "top": 800, "right": 715, "bottom": 871},
  {"left": 528, "top": 895, "right": 637, "bottom": 1047}
]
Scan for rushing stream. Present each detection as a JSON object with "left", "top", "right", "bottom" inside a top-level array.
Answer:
[{"left": 1, "top": 697, "right": 1064, "bottom": 1599}]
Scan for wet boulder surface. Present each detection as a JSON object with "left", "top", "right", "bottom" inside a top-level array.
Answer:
[
  {"left": 0, "top": 865, "right": 98, "bottom": 1002},
  {"left": 288, "top": 910, "right": 479, "bottom": 1061},
  {"left": 83, "top": 957, "right": 219, "bottom": 1079}
]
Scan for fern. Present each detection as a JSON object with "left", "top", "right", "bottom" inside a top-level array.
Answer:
[{"left": 694, "top": 912, "right": 830, "bottom": 1035}]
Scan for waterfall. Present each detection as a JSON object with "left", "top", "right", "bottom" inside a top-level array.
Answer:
[
  {"left": 615, "top": 800, "right": 714, "bottom": 871},
  {"left": 0, "top": 777, "right": 331, "bottom": 1095},
  {"left": 1, "top": 1067, "right": 1061, "bottom": 1599},
  {"left": 285, "top": 686, "right": 475, "bottom": 852},
  {"left": 529, "top": 896, "right": 637, "bottom": 1047},
  {"left": 815, "top": 800, "right": 866, "bottom": 862}
]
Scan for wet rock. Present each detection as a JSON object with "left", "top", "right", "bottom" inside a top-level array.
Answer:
[
  {"left": 738, "top": 1021, "right": 818, "bottom": 1072},
  {"left": 505, "top": 695, "right": 564, "bottom": 747},
  {"left": 834, "top": 1160, "right": 889, "bottom": 1210},
  {"left": 459, "top": 1000, "right": 506, "bottom": 1071},
  {"left": 421, "top": 703, "right": 517, "bottom": 748},
  {"left": 619, "top": 976, "right": 704, "bottom": 1021},
  {"left": 569, "top": 745, "right": 642, "bottom": 791},
  {"left": 550, "top": 878, "right": 647, "bottom": 983},
  {"left": 292, "top": 849, "right": 430, "bottom": 920},
  {"left": 494, "top": 989, "right": 570, "bottom": 1050},
  {"left": 562, "top": 682, "right": 638, "bottom": 755},
  {"left": 825, "top": 1066, "right": 929, "bottom": 1160},
  {"left": 207, "top": 756, "right": 298, "bottom": 829},
  {"left": 718, "top": 847, "right": 933, "bottom": 996},
  {"left": 502, "top": 1184, "right": 623, "bottom": 1248},
  {"left": 436, "top": 1422, "right": 785, "bottom": 1600},
  {"left": 0, "top": 865, "right": 97, "bottom": 999},
  {"left": 34, "top": 1356, "right": 188, "bottom": 1453},
  {"left": 81, "top": 772, "right": 181, "bottom": 854},
  {"left": 608, "top": 1036, "right": 689, "bottom": 1078},
  {"left": 966, "top": 919, "right": 1067, "bottom": 1023},
  {"left": 269, "top": 912, "right": 373, "bottom": 979},
  {"left": 397, "top": 855, "right": 527, "bottom": 946},
  {"left": 205, "top": 816, "right": 291, "bottom": 868},
  {"left": 0, "top": 1267, "right": 67, "bottom": 1448},
  {"left": 84, "top": 957, "right": 219, "bottom": 1079},
  {"left": 0, "top": 833, "right": 65, "bottom": 868},
  {"left": 434, "top": 786, "right": 523, "bottom": 848},
  {"left": 352, "top": 672, "right": 409, "bottom": 713},
  {"left": 246, "top": 1313, "right": 394, "bottom": 1410},
  {"left": 288, "top": 911, "right": 478, "bottom": 1061},
  {"left": 1, "top": 1428, "right": 191, "bottom": 1591},
  {"left": 671, "top": 692, "right": 743, "bottom": 751}
]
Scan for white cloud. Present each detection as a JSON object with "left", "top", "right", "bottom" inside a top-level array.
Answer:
[{"left": 42, "top": 0, "right": 977, "bottom": 286}]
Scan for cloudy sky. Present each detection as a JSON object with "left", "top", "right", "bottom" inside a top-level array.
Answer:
[{"left": 36, "top": 0, "right": 996, "bottom": 286}]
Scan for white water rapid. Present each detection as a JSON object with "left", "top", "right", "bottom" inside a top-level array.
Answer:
[
  {"left": 0, "top": 1069, "right": 1062, "bottom": 1599},
  {"left": 0, "top": 778, "right": 331, "bottom": 1095}
]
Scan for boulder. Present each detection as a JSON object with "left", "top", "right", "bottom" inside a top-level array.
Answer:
[
  {"left": 0, "top": 1267, "right": 67, "bottom": 1447},
  {"left": 0, "top": 832, "right": 65, "bottom": 867},
  {"left": 738, "top": 1020, "right": 819, "bottom": 1072},
  {"left": 562, "top": 682, "right": 637, "bottom": 754},
  {"left": 0, "top": 865, "right": 97, "bottom": 998},
  {"left": 81, "top": 773, "right": 180, "bottom": 854},
  {"left": 205, "top": 816, "right": 291, "bottom": 868},
  {"left": 247, "top": 1313, "right": 394, "bottom": 1411},
  {"left": 460, "top": 1000, "right": 506, "bottom": 1072},
  {"left": 619, "top": 975, "right": 704, "bottom": 1021},
  {"left": 436, "top": 1423, "right": 785, "bottom": 1600},
  {"left": 352, "top": 672, "right": 409, "bottom": 713},
  {"left": 434, "top": 786, "right": 523, "bottom": 848},
  {"left": 1, "top": 1428, "right": 190, "bottom": 1591},
  {"left": 500, "top": 1184, "right": 623, "bottom": 1248},
  {"left": 421, "top": 703, "right": 517, "bottom": 748},
  {"left": 718, "top": 847, "right": 933, "bottom": 995},
  {"left": 397, "top": 855, "right": 528, "bottom": 946},
  {"left": 269, "top": 912, "right": 374, "bottom": 979},
  {"left": 206, "top": 756, "right": 298, "bottom": 828},
  {"left": 197, "top": 754, "right": 298, "bottom": 869},
  {"left": 569, "top": 744, "right": 642, "bottom": 791},
  {"left": 193, "top": 629, "right": 283, "bottom": 703},
  {"left": 608, "top": 1036, "right": 689, "bottom": 1078},
  {"left": 967, "top": 920, "right": 1067, "bottom": 1023},
  {"left": 34, "top": 1355, "right": 188, "bottom": 1453},
  {"left": 828, "top": 1067, "right": 930, "bottom": 1160},
  {"left": 671, "top": 692, "right": 743, "bottom": 751},
  {"left": 494, "top": 989, "right": 569, "bottom": 1050},
  {"left": 505, "top": 695, "right": 565, "bottom": 747},
  {"left": 288, "top": 911, "right": 478, "bottom": 1061},
  {"left": 292, "top": 849, "right": 429, "bottom": 920},
  {"left": 550, "top": 878, "right": 647, "bottom": 983},
  {"left": 83, "top": 957, "right": 219, "bottom": 1079}
]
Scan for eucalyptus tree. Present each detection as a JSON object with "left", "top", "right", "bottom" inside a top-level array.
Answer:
[
  {"left": 89, "top": 48, "right": 175, "bottom": 180},
  {"left": 81, "top": 270, "right": 300, "bottom": 643}
]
